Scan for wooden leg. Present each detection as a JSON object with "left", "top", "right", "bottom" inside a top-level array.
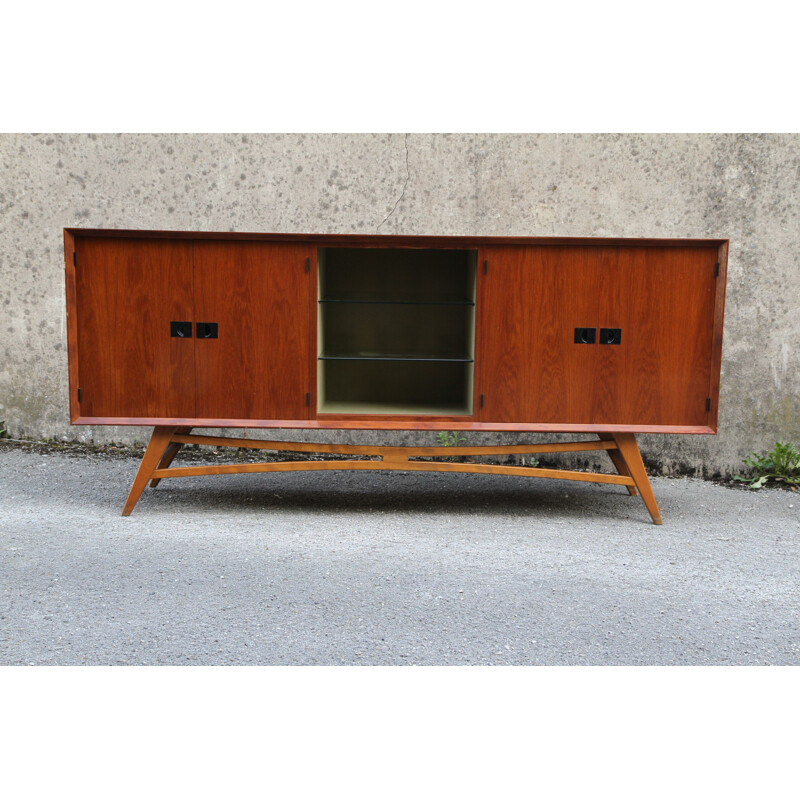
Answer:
[
  {"left": 150, "top": 426, "right": 192, "bottom": 487},
  {"left": 122, "top": 426, "right": 178, "bottom": 516},
  {"left": 611, "top": 433, "right": 662, "bottom": 525},
  {"left": 598, "top": 433, "right": 638, "bottom": 496}
]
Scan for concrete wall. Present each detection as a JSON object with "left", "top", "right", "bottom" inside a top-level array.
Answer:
[{"left": 1, "top": 133, "right": 798, "bottom": 476}]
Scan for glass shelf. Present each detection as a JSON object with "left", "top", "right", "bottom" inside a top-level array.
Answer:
[
  {"left": 318, "top": 400, "right": 473, "bottom": 416},
  {"left": 319, "top": 354, "right": 473, "bottom": 362},
  {"left": 319, "top": 298, "right": 474, "bottom": 306}
]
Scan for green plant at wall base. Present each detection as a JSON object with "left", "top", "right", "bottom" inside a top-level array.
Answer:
[
  {"left": 436, "top": 431, "right": 466, "bottom": 448},
  {"left": 436, "top": 431, "right": 466, "bottom": 462},
  {"left": 0, "top": 421, "right": 8, "bottom": 439},
  {"left": 734, "top": 441, "right": 800, "bottom": 489}
]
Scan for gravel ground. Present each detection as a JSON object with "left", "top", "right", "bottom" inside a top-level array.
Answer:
[{"left": 1, "top": 446, "right": 798, "bottom": 665}]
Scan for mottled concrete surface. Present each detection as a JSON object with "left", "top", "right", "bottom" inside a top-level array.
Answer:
[{"left": 1, "top": 134, "right": 798, "bottom": 475}]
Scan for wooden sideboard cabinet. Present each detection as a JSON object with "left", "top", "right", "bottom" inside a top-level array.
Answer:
[{"left": 64, "top": 229, "right": 728, "bottom": 522}]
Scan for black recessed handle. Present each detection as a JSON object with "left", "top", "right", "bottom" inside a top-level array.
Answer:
[
  {"left": 196, "top": 322, "right": 218, "bottom": 339},
  {"left": 600, "top": 328, "right": 621, "bottom": 345},
  {"left": 170, "top": 321, "right": 193, "bottom": 338},
  {"left": 574, "top": 327, "right": 596, "bottom": 344}
]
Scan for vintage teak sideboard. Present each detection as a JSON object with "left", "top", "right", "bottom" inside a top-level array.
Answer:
[{"left": 63, "top": 229, "right": 729, "bottom": 522}]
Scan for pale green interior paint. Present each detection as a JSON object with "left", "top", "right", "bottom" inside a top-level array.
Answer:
[{"left": 317, "top": 248, "right": 477, "bottom": 415}]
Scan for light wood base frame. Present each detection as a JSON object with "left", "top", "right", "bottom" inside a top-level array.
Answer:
[{"left": 122, "top": 428, "right": 663, "bottom": 524}]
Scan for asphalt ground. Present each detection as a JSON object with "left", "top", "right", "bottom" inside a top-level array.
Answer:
[{"left": 1, "top": 446, "right": 798, "bottom": 665}]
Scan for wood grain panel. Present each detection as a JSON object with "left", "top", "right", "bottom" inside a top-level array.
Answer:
[
  {"left": 74, "top": 237, "right": 195, "bottom": 418},
  {"left": 193, "top": 240, "right": 314, "bottom": 419},
  {"left": 594, "top": 246, "right": 717, "bottom": 426},
  {"left": 476, "top": 245, "right": 600, "bottom": 423}
]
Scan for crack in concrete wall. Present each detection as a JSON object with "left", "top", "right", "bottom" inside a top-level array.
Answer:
[{"left": 376, "top": 133, "right": 410, "bottom": 231}]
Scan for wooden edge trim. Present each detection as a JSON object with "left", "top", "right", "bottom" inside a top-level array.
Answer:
[
  {"left": 151, "top": 459, "right": 636, "bottom": 485},
  {"left": 71, "top": 416, "right": 718, "bottom": 434},
  {"left": 473, "top": 245, "right": 488, "bottom": 419},
  {"left": 707, "top": 240, "right": 729, "bottom": 434},
  {"left": 63, "top": 229, "right": 80, "bottom": 423},
  {"left": 172, "top": 433, "right": 619, "bottom": 456},
  {"left": 63, "top": 228, "right": 729, "bottom": 249},
  {"left": 307, "top": 245, "right": 317, "bottom": 420}
]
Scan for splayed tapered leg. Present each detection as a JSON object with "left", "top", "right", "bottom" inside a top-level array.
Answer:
[
  {"left": 611, "top": 433, "right": 662, "bottom": 524},
  {"left": 122, "top": 426, "right": 178, "bottom": 516}
]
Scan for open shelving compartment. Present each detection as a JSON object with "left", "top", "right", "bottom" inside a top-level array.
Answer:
[{"left": 317, "top": 247, "right": 478, "bottom": 415}]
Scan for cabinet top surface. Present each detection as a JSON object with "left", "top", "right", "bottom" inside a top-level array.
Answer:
[{"left": 65, "top": 228, "right": 728, "bottom": 248}]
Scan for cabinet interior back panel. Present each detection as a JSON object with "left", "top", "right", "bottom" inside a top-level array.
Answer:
[{"left": 317, "top": 247, "right": 477, "bottom": 416}]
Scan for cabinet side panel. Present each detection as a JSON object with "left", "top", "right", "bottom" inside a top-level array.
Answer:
[
  {"left": 706, "top": 240, "right": 729, "bottom": 432},
  {"left": 476, "top": 245, "right": 599, "bottom": 423},
  {"left": 593, "top": 246, "right": 717, "bottom": 427},
  {"left": 193, "top": 241, "right": 314, "bottom": 420},
  {"left": 74, "top": 238, "right": 196, "bottom": 419},
  {"left": 64, "top": 230, "right": 80, "bottom": 422}
]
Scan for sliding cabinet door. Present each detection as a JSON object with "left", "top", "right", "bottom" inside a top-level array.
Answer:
[
  {"left": 74, "top": 237, "right": 195, "bottom": 418},
  {"left": 193, "top": 241, "right": 315, "bottom": 420},
  {"left": 476, "top": 245, "right": 601, "bottom": 424},
  {"left": 593, "top": 246, "right": 717, "bottom": 427}
]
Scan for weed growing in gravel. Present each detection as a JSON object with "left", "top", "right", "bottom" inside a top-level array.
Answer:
[{"left": 735, "top": 441, "right": 800, "bottom": 489}]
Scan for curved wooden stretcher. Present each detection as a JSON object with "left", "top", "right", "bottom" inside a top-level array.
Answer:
[{"left": 122, "top": 427, "right": 662, "bottom": 524}]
